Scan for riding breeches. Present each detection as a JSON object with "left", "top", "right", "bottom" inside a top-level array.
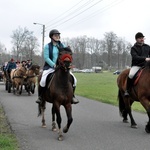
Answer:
[
  {"left": 128, "top": 66, "right": 141, "bottom": 79},
  {"left": 40, "top": 68, "right": 77, "bottom": 87}
]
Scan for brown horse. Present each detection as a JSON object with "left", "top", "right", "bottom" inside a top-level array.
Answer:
[
  {"left": 38, "top": 47, "right": 74, "bottom": 141},
  {"left": 24, "top": 64, "right": 40, "bottom": 95},
  {"left": 117, "top": 63, "right": 150, "bottom": 133},
  {"left": 10, "top": 64, "right": 27, "bottom": 95}
]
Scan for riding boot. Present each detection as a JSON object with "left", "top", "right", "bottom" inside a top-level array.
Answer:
[
  {"left": 72, "top": 87, "right": 79, "bottom": 104},
  {"left": 124, "top": 77, "right": 133, "bottom": 97},
  {"left": 36, "top": 85, "right": 45, "bottom": 104}
]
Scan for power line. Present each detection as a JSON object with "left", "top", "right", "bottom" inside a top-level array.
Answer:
[
  {"left": 44, "top": 0, "right": 124, "bottom": 37},
  {"left": 60, "top": 0, "right": 124, "bottom": 31},
  {"left": 45, "top": 0, "right": 86, "bottom": 26},
  {"left": 45, "top": 0, "right": 104, "bottom": 32}
]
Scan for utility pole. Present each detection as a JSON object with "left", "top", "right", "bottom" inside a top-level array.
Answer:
[{"left": 33, "top": 22, "right": 45, "bottom": 65}]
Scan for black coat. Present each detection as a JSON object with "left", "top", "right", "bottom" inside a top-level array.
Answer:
[{"left": 131, "top": 43, "right": 150, "bottom": 67}]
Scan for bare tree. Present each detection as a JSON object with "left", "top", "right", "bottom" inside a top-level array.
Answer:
[
  {"left": 104, "top": 32, "right": 117, "bottom": 69},
  {"left": 11, "top": 26, "right": 39, "bottom": 61}
]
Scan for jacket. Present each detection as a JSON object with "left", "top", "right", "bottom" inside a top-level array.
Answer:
[
  {"left": 6, "top": 61, "right": 16, "bottom": 72},
  {"left": 43, "top": 41, "right": 64, "bottom": 70},
  {"left": 131, "top": 43, "right": 150, "bottom": 67}
]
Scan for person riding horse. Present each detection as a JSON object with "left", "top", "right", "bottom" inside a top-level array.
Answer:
[
  {"left": 5, "top": 58, "right": 17, "bottom": 81},
  {"left": 36, "top": 29, "right": 79, "bottom": 104},
  {"left": 124, "top": 32, "right": 150, "bottom": 97}
]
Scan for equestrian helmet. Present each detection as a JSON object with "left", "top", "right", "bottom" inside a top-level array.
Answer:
[
  {"left": 49, "top": 29, "right": 61, "bottom": 38},
  {"left": 135, "top": 32, "right": 145, "bottom": 39}
]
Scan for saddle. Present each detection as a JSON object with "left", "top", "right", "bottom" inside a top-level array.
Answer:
[
  {"left": 133, "top": 68, "right": 144, "bottom": 85},
  {"left": 46, "top": 73, "right": 54, "bottom": 88}
]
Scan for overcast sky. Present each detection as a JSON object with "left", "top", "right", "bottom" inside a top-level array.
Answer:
[{"left": 1, "top": 0, "right": 150, "bottom": 52}]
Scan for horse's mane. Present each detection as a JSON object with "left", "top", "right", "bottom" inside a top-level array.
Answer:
[
  {"left": 59, "top": 46, "right": 72, "bottom": 53},
  {"left": 145, "top": 61, "right": 150, "bottom": 69},
  {"left": 29, "top": 64, "right": 40, "bottom": 70}
]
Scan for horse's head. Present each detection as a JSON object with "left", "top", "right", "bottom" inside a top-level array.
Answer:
[
  {"left": 57, "top": 47, "right": 73, "bottom": 71},
  {"left": 19, "top": 64, "right": 27, "bottom": 76},
  {"left": 29, "top": 65, "right": 40, "bottom": 75}
]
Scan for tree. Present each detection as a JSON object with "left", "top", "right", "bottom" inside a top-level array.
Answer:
[
  {"left": 11, "top": 27, "right": 39, "bottom": 61},
  {"left": 104, "top": 32, "right": 117, "bottom": 68}
]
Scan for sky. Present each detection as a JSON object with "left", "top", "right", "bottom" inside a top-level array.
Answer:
[{"left": 1, "top": 0, "right": 150, "bottom": 53}]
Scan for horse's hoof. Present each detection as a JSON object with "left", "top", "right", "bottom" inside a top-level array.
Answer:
[
  {"left": 131, "top": 124, "right": 138, "bottom": 128},
  {"left": 58, "top": 135, "right": 63, "bottom": 141},
  {"left": 145, "top": 125, "right": 150, "bottom": 133},
  {"left": 123, "top": 119, "right": 129, "bottom": 123},
  {"left": 52, "top": 128, "right": 57, "bottom": 132},
  {"left": 63, "top": 127, "right": 69, "bottom": 133},
  {"left": 42, "top": 125, "right": 46, "bottom": 128}
]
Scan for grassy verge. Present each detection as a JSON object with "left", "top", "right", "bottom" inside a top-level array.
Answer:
[
  {"left": 74, "top": 71, "right": 146, "bottom": 113},
  {"left": 0, "top": 105, "right": 19, "bottom": 150}
]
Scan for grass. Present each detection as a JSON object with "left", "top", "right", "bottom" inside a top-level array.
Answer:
[
  {"left": 0, "top": 105, "right": 19, "bottom": 150},
  {"left": 74, "top": 71, "right": 146, "bottom": 113}
]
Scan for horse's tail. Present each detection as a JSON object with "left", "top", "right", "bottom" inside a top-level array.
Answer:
[
  {"left": 37, "top": 104, "right": 42, "bottom": 117},
  {"left": 118, "top": 89, "right": 125, "bottom": 117}
]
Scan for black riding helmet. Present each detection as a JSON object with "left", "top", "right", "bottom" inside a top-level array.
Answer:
[
  {"left": 49, "top": 29, "right": 61, "bottom": 38},
  {"left": 135, "top": 32, "right": 145, "bottom": 39}
]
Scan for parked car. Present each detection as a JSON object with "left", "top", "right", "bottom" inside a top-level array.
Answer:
[{"left": 113, "top": 70, "right": 121, "bottom": 75}]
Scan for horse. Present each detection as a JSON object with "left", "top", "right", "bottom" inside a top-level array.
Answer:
[
  {"left": 24, "top": 64, "right": 40, "bottom": 95},
  {"left": 117, "top": 62, "right": 150, "bottom": 133},
  {"left": 10, "top": 64, "right": 27, "bottom": 95},
  {"left": 38, "top": 47, "right": 74, "bottom": 141}
]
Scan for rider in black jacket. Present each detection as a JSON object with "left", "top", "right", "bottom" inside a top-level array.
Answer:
[{"left": 124, "top": 32, "right": 150, "bottom": 96}]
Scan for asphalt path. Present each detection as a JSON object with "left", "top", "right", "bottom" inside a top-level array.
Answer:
[{"left": 0, "top": 82, "right": 150, "bottom": 150}]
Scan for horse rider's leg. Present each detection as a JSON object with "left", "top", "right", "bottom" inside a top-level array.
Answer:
[
  {"left": 36, "top": 85, "right": 45, "bottom": 104},
  {"left": 36, "top": 69, "right": 52, "bottom": 104},
  {"left": 124, "top": 66, "right": 141, "bottom": 97},
  {"left": 63, "top": 104, "right": 73, "bottom": 133},
  {"left": 70, "top": 72, "right": 79, "bottom": 104}
]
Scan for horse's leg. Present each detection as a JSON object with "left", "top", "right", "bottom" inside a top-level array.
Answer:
[
  {"left": 125, "top": 98, "right": 137, "bottom": 128},
  {"left": 41, "top": 101, "right": 46, "bottom": 128},
  {"left": 20, "top": 84, "right": 23, "bottom": 95},
  {"left": 54, "top": 103, "right": 63, "bottom": 141},
  {"left": 16, "top": 83, "right": 19, "bottom": 95},
  {"left": 140, "top": 98, "right": 150, "bottom": 133},
  {"left": 51, "top": 105, "right": 57, "bottom": 132},
  {"left": 63, "top": 104, "right": 73, "bottom": 133}
]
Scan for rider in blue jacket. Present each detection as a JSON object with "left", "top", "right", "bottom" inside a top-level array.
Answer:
[
  {"left": 36, "top": 29, "right": 79, "bottom": 104},
  {"left": 6, "top": 58, "right": 17, "bottom": 79}
]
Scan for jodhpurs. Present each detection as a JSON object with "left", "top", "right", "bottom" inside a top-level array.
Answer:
[
  {"left": 128, "top": 66, "right": 141, "bottom": 79},
  {"left": 40, "top": 68, "right": 77, "bottom": 87}
]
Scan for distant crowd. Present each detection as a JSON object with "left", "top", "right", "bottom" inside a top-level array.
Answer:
[{"left": 2, "top": 58, "right": 32, "bottom": 73}]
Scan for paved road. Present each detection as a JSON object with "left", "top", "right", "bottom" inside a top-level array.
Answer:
[{"left": 0, "top": 82, "right": 150, "bottom": 150}]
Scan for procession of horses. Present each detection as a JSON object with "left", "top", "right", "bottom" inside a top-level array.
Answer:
[
  {"left": 2, "top": 63, "right": 40, "bottom": 96},
  {"left": 1, "top": 46, "right": 150, "bottom": 141}
]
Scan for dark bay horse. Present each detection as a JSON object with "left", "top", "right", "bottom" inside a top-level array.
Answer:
[
  {"left": 24, "top": 64, "right": 40, "bottom": 95},
  {"left": 117, "top": 63, "right": 150, "bottom": 133},
  {"left": 38, "top": 47, "right": 74, "bottom": 141}
]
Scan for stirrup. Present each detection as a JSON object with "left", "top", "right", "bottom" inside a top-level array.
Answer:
[
  {"left": 72, "top": 97, "right": 79, "bottom": 104},
  {"left": 124, "top": 91, "right": 129, "bottom": 97},
  {"left": 36, "top": 97, "right": 42, "bottom": 104}
]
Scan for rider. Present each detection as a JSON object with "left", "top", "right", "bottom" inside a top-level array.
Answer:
[
  {"left": 5, "top": 58, "right": 17, "bottom": 80},
  {"left": 36, "top": 29, "right": 79, "bottom": 104},
  {"left": 124, "top": 32, "right": 150, "bottom": 97}
]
